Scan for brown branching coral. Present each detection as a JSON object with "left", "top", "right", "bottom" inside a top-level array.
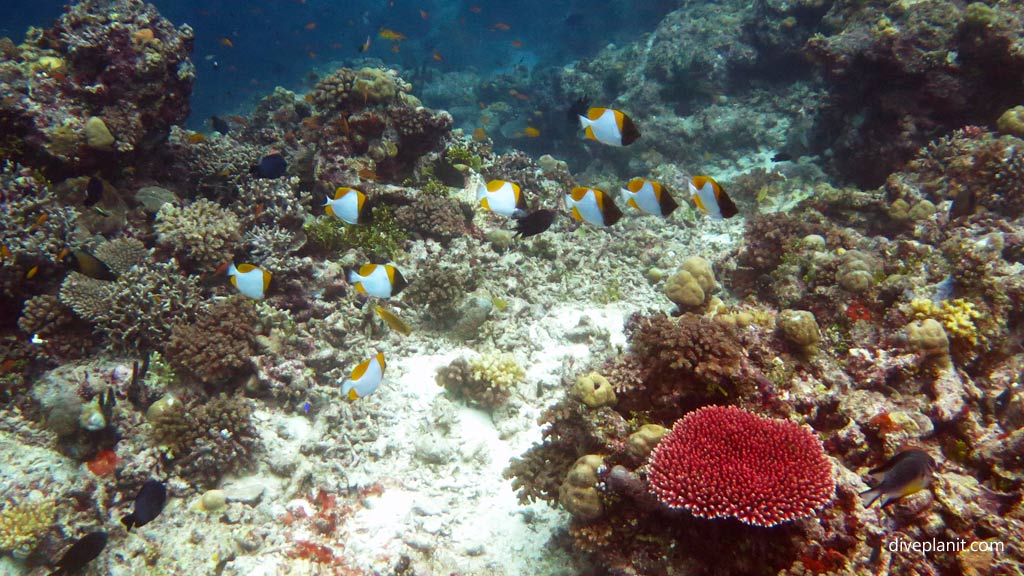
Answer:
[
  {"left": 402, "top": 260, "right": 477, "bottom": 328},
  {"left": 149, "top": 393, "right": 260, "bottom": 488},
  {"left": 166, "top": 297, "right": 259, "bottom": 387},
  {"left": 155, "top": 198, "right": 242, "bottom": 271},
  {"left": 394, "top": 195, "right": 472, "bottom": 244},
  {"left": 616, "top": 312, "right": 749, "bottom": 421},
  {"left": 889, "top": 128, "right": 1024, "bottom": 219},
  {"left": 60, "top": 259, "right": 203, "bottom": 353},
  {"left": 93, "top": 237, "right": 150, "bottom": 275},
  {"left": 503, "top": 398, "right": 607, "bottom": 506},
  {"left": 17, "top": 295, "right": 94, "bottom": 361}
]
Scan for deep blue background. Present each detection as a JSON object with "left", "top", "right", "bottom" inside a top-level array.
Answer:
[{"left": 2, "top": 0, "right": 675, "bottom": 128}]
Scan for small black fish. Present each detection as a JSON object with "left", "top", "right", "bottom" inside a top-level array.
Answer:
[
  {"left": 121, "top": 479, "right": 167, "bottom": 531},
  {"left": 51, "top": 531, "right": 106, "bottom": 575},
  {"left": 949, "top": 187, "right": 977, "bottom": 219},
  {"left": 83, "top": 177, "right": 103, "bottom": 207},
  {"left": 564, "top": 12, "right": 585, "bottom": 27},
  {"left": 771, "top": 151, "right": 792, "bottom": 162},
  {"left": 210, "top": 116, "right": 231, "bottom": 134},
  {"left": 65, "top": 249, "right": 117, "bottom": 281},
  {"left": 250, "top": 153, "right": 288, "bottom": 179},
  {"left": 513, "top": 209, "right": 555, "bottom": 238},
  {"left": 567, "top": 95, "right": 591, "bottom": 125},
  {"left": 434, "top": 159, "right": 465, "bottom": 187}
]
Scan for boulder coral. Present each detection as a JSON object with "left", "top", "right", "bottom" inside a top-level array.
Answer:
[{"left": 558, "top": 455, "right": 605, "bottom": 521}]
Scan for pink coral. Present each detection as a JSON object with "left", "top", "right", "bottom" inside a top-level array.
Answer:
[{"left": 647, "top": 405, "right": 834, "bottom": 527}]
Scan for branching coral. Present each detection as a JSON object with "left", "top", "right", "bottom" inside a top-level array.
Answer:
[
  {"left": 60, "top": 259, "right": 203, "bottom": 353},
  {"left": 892, "top": 128, "right": 1024, "bottom": 219},
  {"left": 436, "top": 353, "right": 523, "bottom": 409},
  {"left": 910, "top": 298, "right": 984, "bottom": 348},
  {"left": 0, "top": 164, "right": 77, "bottom": 297},
  {"left": 166, "top": 297, "right": 259, "bottom": 386},
  {"left": 155, "top": 198, "right": 242, "bottom": 271},
  {"left": 617, "top": 312, "right": 748, "bottom": 420},
  {"left": 148, "top": 393, "right": 260, "bottom": 487},
  {"left": 0, "top": 492, "right": 56, "bottom": 557},
  {"left": 18, "top": 294, "right": 94, "bottom": 361},
  {"left": 243, "top": 224, "right": 306, "bottom": 276},
  {"left": 93, "top": 237, "right": 150, "bottom": 275},
  {"left": 394, "top": 195, "right": 472, "bottom": 245},
  {"left": 402, "top": 260, "right": 478, "bottom": 328},
  {"left": 503, "top": 398, "right": 611, "bottom": 506}
]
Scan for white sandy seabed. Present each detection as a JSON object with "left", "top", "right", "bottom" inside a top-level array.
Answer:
[{"left": 220, "top": 304, "right": 630, "bottom": 576}]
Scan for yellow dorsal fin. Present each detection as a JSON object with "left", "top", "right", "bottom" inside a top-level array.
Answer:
[
  {"left": 351, "top": 357, "right": 370, "bottom": 381},
  {"left": 587, "top": 107, "right": 604, "bottom": 120},
  {"left": 486, "top": 180, "right": 505, "bottom": 192},
  {"left": 570, "top": 187, "right": 589, "bottom": 201},
  {"left": 628, "top": 179, "right": 644, "bottom": 192},
  {"left": 236, "top": 263, "right": 257, "bottom": 273},
  {"left": 358, "top": 263, "right": 376, "bottom": 276}
]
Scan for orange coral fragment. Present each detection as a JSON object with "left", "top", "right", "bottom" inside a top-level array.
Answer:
[{"left": 86, "top": 449, "right": 119, "bottom": 476}]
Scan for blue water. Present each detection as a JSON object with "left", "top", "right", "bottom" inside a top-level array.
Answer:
[{"left": 4, "top": 0, "right": 676, "bottom": 129}]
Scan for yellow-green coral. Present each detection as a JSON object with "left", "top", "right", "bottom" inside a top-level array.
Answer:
[
  {"left": 468, "top": 351, "right": 525, "bottom": 389},
  {"left": 0, "top": 495, "right": 56, "bottom": 556},
  {"left": 574, "top": 372, "right": 616, "bottom": 408},
  {"left": 445, "top": 146, "right": 483, "bottom": 171},
  {"left": 304, "top": 205, "right": 408, "bottom": 260},
  {"left": 910, "top": 298, "right": 984, "bottom": 346},
  {"left": 558, "top": 455, "right": 604, "bottom": 521}
]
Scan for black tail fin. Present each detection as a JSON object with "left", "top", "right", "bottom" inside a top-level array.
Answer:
[{"left": 567, "top": 96, "right": 590, "bottom": 124}]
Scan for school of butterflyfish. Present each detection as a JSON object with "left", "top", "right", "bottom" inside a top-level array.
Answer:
[{"left": 220, "top": 104, "right": 738, "bottom": 402}]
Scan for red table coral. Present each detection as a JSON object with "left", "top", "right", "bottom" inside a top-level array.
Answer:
[{"left": 647, "top": 405, "right": 834, "bottom": 527}]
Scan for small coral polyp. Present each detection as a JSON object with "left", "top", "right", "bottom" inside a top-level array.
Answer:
[{"left": 647, "top": 405, "right": 834, "bottom": 527}]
